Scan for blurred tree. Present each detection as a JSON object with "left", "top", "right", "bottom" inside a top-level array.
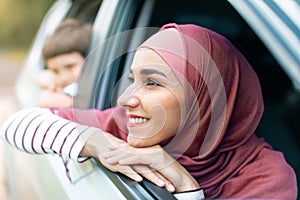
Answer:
[{"left": 0, "top": 0, "right": 54, "bottom": 50}]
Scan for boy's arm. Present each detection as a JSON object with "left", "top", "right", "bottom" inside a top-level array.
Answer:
[{"left": 38, "top": 91, "right": 73, "bottom": 108}]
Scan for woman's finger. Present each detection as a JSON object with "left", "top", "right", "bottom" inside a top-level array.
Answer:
[
  {"left": 100, "top": 159, "right": 143, "bottom": 182},
  {"left": 120, "top": 165, "right": 143, "bottom": 182},
  {"left": 122, "top": 157, "right": 176, "bottom": 193},
  {"left": 132, "top": 165, "right": 165, "bottom": 187},
  {"left": 151, "top": 170, "right": 176, "bottom": 193},
  {"left": 133, "top": 165, "right": 175, "bottom": 192}
]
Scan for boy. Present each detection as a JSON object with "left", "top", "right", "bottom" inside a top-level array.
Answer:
[{"left": 37, "top": 18, "right": 92, "bottom": 108}]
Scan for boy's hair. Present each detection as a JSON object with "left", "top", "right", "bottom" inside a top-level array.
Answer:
[{"left": 42, "top": 18, "right": 92, "bottom": 60}]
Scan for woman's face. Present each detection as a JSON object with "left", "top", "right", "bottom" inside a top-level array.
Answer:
[
  {"left": 118, "top": 49, "right": 185, "bottom": 147},
  {"left": 46, "top": 51, "right": 84, "bottom": 89}
]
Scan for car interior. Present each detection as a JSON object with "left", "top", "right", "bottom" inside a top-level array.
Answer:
[{"left": 57, "top": 0, "right": 299, "bottom": 198}]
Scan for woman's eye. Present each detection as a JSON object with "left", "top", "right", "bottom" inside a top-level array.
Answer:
[
  {"left": 128, "top": 76, "right": 134, "bottom": 84},
  {"left": 147, "top": 78, "right": 161, "bottom": 86},
  {"left": 67, "top": 65, "right": 74, "bottom": 69}
]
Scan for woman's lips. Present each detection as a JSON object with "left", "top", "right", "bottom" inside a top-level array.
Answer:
[{"left": 127, "top": 114, "right": 150, "bottom": 127}]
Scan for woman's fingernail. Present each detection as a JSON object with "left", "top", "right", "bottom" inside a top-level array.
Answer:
[
  {"left": 157, "top": 179, "right": 165, "bottom": 187},
  {"left": 136, "top": 176, "right": 143, "bottom": 182},
  {"left": 167, "top": 184, "right": 175, "bottom": 192}
]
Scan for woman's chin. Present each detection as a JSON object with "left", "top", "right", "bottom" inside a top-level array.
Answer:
[{"left": 127, "top": 135, "right": 152, "bottom": 148}]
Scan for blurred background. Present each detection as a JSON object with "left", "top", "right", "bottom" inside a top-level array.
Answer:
[
  {"left": 0, "top": 0, "right": 54, "bottom": 115},
  {"left": 0, "top": 1, "right": 54, "bottom": 199}
]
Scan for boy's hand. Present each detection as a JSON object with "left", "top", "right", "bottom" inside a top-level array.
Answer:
[{"left": 36, "top": 69, "right": 57, "bottom": 90}]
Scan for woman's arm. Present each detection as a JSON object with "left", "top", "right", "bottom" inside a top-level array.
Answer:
[
  {"left": 0, "top": 107, "right": 97, "bottom": 159},
  {"left": 0, "top": 107, "right": 200, "bottom": 195},
  {"left": 0, "top": 107, "right": 150, "bottom": 183}
]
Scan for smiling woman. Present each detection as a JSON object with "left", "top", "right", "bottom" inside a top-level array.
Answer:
[
  {"left": 0, "top": 23, "right": 297, "bottom": 199},
  {"left": 118, "top": 48, "right": 185, "bottom": 148}
]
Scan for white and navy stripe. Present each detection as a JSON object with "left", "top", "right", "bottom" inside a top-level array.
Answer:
[{"left": 0, "top": 107, "right": 98, "bottom": 160}]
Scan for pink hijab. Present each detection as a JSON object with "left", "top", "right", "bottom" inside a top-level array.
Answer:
[{"left": 55, "top": 24, "right": 297, "bottom": 199}]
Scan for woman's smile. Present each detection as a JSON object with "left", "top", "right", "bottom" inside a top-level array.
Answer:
[{"left": 127, "top": 114, "right": 150, "bottom": 127}]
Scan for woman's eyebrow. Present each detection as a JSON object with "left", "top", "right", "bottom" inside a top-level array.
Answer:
[{"left": 140, "top": 68, "right": 166, "bottom": 77}]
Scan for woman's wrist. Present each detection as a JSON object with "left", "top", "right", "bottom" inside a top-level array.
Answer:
[
  {"left": 178, "top": 173, "right": 200, "bottom": 192},
  {"left": 80, "top": 130, "right": 107, "bottom": 157},
  {"left": 174, "top": 163, "right": 200, "bottom": 192},
  {"left": 159, "top": 151, "right": 200, "bottom": 192},
  {"left": 80, "top": 129, "right": 124, "bottom": 158}
]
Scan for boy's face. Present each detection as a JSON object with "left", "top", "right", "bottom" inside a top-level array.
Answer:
[{"left": 46, "top": 51, "right": 84, "bottom": 89}]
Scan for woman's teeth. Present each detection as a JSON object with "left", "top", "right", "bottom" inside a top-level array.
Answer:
[{"left": 129, "top": 118, "right": 148, "bottom": 124}]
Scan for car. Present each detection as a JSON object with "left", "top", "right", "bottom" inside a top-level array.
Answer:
[{"left": 13, "top": 0, "right": 300, "bottom": 199}]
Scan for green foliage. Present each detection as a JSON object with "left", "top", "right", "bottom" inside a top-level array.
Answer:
[{"left": 0, "top": 0, "right": 55, "bottom": 49}]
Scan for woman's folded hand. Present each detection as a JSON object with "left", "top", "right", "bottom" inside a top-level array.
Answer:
[{"left": 102, "top": 143, "right": 200, "bottom": 193}]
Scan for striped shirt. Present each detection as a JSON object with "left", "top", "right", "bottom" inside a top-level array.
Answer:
[{"left": 0, "top": 107, "right": 98, "bottom": 160}]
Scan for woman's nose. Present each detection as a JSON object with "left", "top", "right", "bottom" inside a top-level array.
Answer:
[{"left": 118, "top": 88, "right": 140, "bottom": 108}]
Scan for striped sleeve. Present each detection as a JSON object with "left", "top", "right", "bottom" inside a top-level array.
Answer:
[
  {"left": 0, "top": 107, "right": 98, "bottom": 160},
  {"left": 174, "top": 189, "right": 205, "bottom": 200}
]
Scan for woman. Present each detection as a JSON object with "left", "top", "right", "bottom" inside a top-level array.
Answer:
[{"left": 1, "top": 24, "right": 297, "bottom": 199}]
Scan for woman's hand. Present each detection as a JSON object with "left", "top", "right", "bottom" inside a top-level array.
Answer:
[
  {"left": 102, "top": 143, "right": 200, "bottom": 193},
  {"left": 80, "top": 131, "right": 145, "bottom": 182}
]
